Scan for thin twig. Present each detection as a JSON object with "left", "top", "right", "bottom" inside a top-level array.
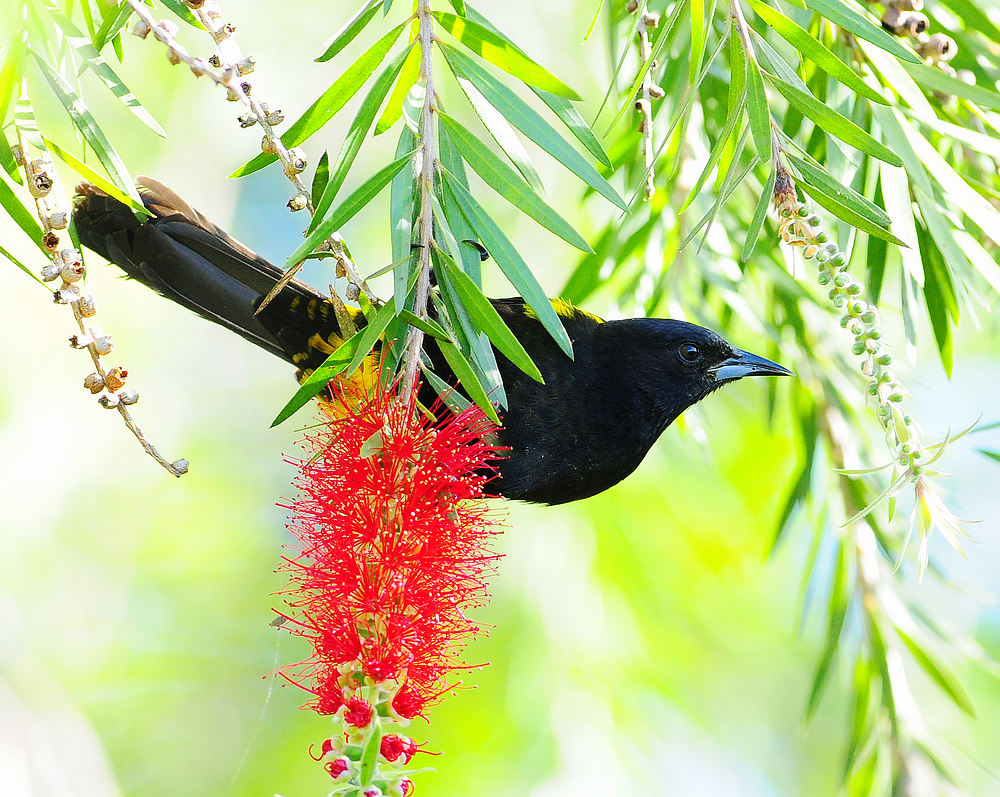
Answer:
[
  {"left": 634, "top": 2, "right": 656, "bottom": 200},
  {"left": 125, "top": 0, "right": 374, "bottom": 309},
  {"left": 400, "top": 0, "right": 437, "bottom": 397},
  {"left": 15, "top": 127, "right": 187, "bottom": 477}
]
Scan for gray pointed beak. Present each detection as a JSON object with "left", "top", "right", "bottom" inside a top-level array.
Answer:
[{"left": 711, "top": 348, "right": 794, "bottom": 383}]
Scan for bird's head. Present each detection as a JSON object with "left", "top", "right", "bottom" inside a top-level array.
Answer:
[{"left": 604, "top": 318, "right": 793, "bottom": 423}]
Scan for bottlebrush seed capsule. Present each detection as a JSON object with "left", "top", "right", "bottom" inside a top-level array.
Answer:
[
  {"left": 79, "top": 295, "right": 98, "bottom": 317},
  {"left": 83, "top": 373, "right": 105, "bottom": 393},
  {"left": 119, "top": 387, "right": 140, "bottom": 405},
  {"left": 98, "top": 393, "right": 120, "bottom": 409},
  {"left": 60, "top": 262, "right": 85, "bottom": 283},
  {"left": 104, "top": 366, "right": 128, "bottom": 391},
  {"left": 818, "top": 271, "right": 832, "bottom": 285},
  {"left": 41, "top": 262, "right": 62, "bottom": 282},
  {"left": 94, "top": 335, "right": 115, "bottom": 355}
]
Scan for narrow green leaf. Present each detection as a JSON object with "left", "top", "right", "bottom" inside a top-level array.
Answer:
[
  {"left": 681, "top": 89, "right": 745, "bottom": 212},
  {"left": 93, "top": 1, "right": 133, "bottom": 52},
  {"left": 31, "top": 53, "right": 141, "bottom": 204},
  {"left": 433, "top": 253, "right": 507, "bottom": 407},
  {"left": 437, "top": 338, "right": 500, "bottom": 423},
  {"left": 748, "top": 0, "right": 887, "bottom": 104},
  {"left": 534, "top": 88, "right": 611, "bottom": 167},
  {"left": 441, "top": 169, "right": 573, "bottom": 358},
  {"left": 0, "top": 239, "right": 45, "bottom": 285},
  {"left": 803, "top": 0, "right": 920, "bottom": 62},
  {"left": 432, "top": 11, "right": 580, "bottom": 99},
  {"left": 359, "top": 723, "right": 382, "bottom": 786},
  {"left": 457, "top": 8, "right": 609, "bottom": 164},
  {"left": 728, "top": 22, "right": 747, "bottom": 115},
  {"left": 437, "top": 121, "right": 482, "bottom": 283},
  {"left": 878, "top": 161, "right": 921, "bottom": 283},
  {"left": 0, "top": 42, "right": 23, "bottom": 148},
  {"left": 582, "top": 0, "right": 606, "bottom": 43},
  {"left": 344, "top": 300, "right": 396, "bottom": 383},
  {"left": 316, "top": 0, "right": 380, "bottom": 62},
  {"left": 0, "top": 129, "right": 18, "bottom": 183},
  {"left": 391, "top": 128, "right": 416, "bottom": 312},
  {"left": 422, "top": 366, "right": 471, "bottom": 413},
  {"left": 917, "top": 223, "right": 955, "bottom": 376},
  {"left": 447, "top": 0, "right": 467, "bottom": 14},
  {"left": 977, "top": 449, "right": 1000, "bottom": 465},
  {"left": 788, "top": 155, "right": 890, "bottom": 228},
  {"left": 271, "top": 332, "right": 363, "bottom": 426},
  {"left": 767, "top": 75, "right": 902, "bottom": 165},
  {"left": 903, "top": 62, "right": 1000, "bottom": 111},
  {"left": 438, "top": 249, "right": 543, "bottom": 382},
  {"left": 689, "top": 0, "right": 705, "bottom": 84},
  {"left": 438, "top": 112, "right": 592, "bottom": 253},
  {"left": 156, "top": 0, "right": 204, "bottom": 28},
  {"left": 375, "top": 42, "right": 420, "bottom": 135},
  {"left": 442, "top": 45, "right": 626, "bottom": 210},
  {"left": 398, "top": 309, "right": 448, "bottom": 339},
  {"left": 742, "top": 165, "right": 776, "bottom": 262},
  {"left": 309, "top": 46, "right": 410, "bottom": 231},
  {"left": 453, "top": 71, "right": 544, "bottom": 195},
  {"left": 798, "top": 180, "right": 904, "bottom": 244},
  {"left": 906, "top": 125, "right": 1000, "bottom": 249},
  {"left": 42, "top": 136, "right": 150, "bottom": 218},
  {"left": 805, "top": 536, "right": 851, "bottom": 719},
  {"left": 311, "top": 151, "right": 330, "bottom": 209},
  {"left": 944, "top": 0, "right": 1000, "bottom": 43},
  {"left": 916, "top": 194, "right": 963, "bottom": 322},
  {"left": 284, "top": 150, "right": 414, "bottom": 271},
  {"left": 896, "top": 628, "right": 975, "bottom": 716},
  {"left": 46, "top": 0, "right": 168, "bottom": 137},
  {"left": 746, "top": 59, "right": 772, "bottom": 158},
  {"left": 0, "top": 173, "right": 44, "bottom": 252},
  {"left": 232, "top": 24, "right": 406, "bottom": 177}
]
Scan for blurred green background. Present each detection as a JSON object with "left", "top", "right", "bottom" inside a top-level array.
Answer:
[{"left": 1, "top": 1, "right": 999, "bottom": 795}]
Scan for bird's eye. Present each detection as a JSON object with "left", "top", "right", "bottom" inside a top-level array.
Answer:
[{"left": 679, "top": 343, "right": 702, "bottom": 363}]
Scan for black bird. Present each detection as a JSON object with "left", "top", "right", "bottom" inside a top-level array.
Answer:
[{"left": 73, "top": 178, "right": 792, "bottom": 505}]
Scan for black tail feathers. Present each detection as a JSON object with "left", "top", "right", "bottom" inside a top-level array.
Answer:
[{"left": 73, "top": 178, "right": 346, "bottom": 369}]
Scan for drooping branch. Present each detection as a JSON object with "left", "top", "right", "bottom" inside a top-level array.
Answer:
[
  {"left": 124, "top": 0, "right": 374, "bottom": 309},
  {"left": 400, "top": 0, "right": 438, "bottom": 396}
]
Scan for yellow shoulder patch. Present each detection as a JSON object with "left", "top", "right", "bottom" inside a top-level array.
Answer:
[{"left": 523, "top": 298, "right": 603, "bottom": 324}]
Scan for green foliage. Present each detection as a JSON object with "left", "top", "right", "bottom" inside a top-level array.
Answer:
[{"left": 3, "top": 0, "right": 1000, "bottom": 795}]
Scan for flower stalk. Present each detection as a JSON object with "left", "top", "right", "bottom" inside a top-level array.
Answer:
[{"left": 401, "top": 0, "right": 438, "bottom": 397}]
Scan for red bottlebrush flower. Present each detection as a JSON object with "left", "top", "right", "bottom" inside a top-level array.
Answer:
[
  {"left": 380, "top": 733, "right": 416, "bottom": 763},
  {"left": 343, "top": 696, "right": 374, "bottom": 728},
  {"left": 280, "top": 378, "right": 503, "bottom": 789},
  {"left": 325, "top": 757, "right": 350, "bottom": 780}
]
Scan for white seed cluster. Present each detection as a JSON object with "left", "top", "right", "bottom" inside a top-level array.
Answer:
[
  {"left": 13, "top": 137, "right": 186, "bottom": 476},
  {"left": 777, "top": 193, "right": 921, "bottom": 473}
]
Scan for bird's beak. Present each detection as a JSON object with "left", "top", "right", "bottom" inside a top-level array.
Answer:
[{"left": 711, "top": 348, "right": 794, "bottom": 383}]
